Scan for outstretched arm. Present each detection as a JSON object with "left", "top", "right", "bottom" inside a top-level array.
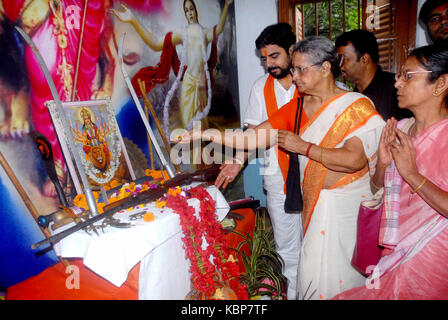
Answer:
[
  {"left": 173, "top": 120, "right": 278, "bottom": 151},
  {"left": 112, "top": 4, "right": 164, "bottom": 51},
  {"left": 206, "top": 0, "right": 233, "bottom": 42}
]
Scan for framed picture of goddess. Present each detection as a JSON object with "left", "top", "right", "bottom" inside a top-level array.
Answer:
[{"left": 46, "top": 99, "right": 136, "bottom": 195}]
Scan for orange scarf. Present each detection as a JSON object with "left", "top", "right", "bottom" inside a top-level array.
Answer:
[
  {"left": 263, "top": 75, "right": 299, "bottom": 193},
  {"left": 301, "top": 97, "right": 378, "bottom": 234}
]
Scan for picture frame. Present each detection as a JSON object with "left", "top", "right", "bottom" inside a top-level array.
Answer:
[{"left": 45, "top": 99, "right": 136, "bottom": 195}]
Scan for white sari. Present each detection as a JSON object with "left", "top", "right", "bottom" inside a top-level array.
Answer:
[{"left": 297, "top": 92, "right": 385, "bottom": 300}]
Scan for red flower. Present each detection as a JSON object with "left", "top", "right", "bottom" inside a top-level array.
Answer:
[{"left": 165, "top": 186, "right": 248, "bottom": 300}]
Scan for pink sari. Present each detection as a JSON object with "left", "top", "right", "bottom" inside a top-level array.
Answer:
[{"left": 333, "top": 118, "right": 448, "bottom": 300}]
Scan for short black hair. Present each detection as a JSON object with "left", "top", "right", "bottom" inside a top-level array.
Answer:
[
  {"left": 255, "top": 23, "right": 296, "bottom": 55},
  {"left": 335, "top": 29, "right": 379, "bottom": 64},
  {"left": 419, "top": 0, "right": 448, "bottom": 25}
]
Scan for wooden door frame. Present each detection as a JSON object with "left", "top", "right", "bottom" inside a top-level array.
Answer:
[{"left": 278, "top": 0, "right": 417, "bottom": 72}]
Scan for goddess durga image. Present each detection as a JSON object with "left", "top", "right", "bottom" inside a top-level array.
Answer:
[{"left": 71, "top": 107, "right": 111, "bottom": 172}]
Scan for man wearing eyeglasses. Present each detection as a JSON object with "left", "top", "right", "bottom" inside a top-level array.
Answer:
[
  {"left": 335, "top": 30, "right": 411, "bottom": 121},
  {"left": 214, "top": 23, "right": 302, "bottom": 300},
  {"left": 419, "top": 0, "right": 448, "bottom": 45}
]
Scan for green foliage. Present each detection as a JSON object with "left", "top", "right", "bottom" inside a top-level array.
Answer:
[
  {"left": 231, "top": 208, "right": 287, "bottom": 299},
  {"left": 299, "top": 0, "right": 361, "bottom": 40}
]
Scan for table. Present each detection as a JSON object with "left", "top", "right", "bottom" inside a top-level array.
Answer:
[{"left": 52, "top": 184, "right": 230, "bottom": 299}]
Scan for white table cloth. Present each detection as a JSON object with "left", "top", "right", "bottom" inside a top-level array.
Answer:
[{"left": 52, "top": 184, "right": 229, "bottom": 299}]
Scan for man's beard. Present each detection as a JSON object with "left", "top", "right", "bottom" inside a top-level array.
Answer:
[{"left": 267, "top": 66, "right": 290, "bottom": 79}]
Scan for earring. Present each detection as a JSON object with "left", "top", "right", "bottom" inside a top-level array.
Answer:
[{"left": 434, "top": 90, "right": 439, "bottom": 95}]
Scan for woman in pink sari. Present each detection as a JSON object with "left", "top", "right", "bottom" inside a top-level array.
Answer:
[{"left": 334, "top": 45, "right": 448, "bottom": 299}]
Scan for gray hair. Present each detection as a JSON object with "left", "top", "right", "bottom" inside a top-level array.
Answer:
[{"left": 292, "top": 36, "right": 340, "bottom": 78}]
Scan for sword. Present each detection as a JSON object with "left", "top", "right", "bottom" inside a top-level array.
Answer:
[
  {"left": 117, "top": 33, "right": 176, "bottom": 179},
  {"left": 31, "top": 164, "right": 221, "bottom": 250},
  {"left": 15, "top": 26, "right": 99, "bottom": 216}
]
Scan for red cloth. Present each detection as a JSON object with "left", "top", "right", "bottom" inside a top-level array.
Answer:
[
  {"left": 6, "top": 259, "right": 139, "bottom": 300},
  {"left": 131, "top": 27, "right": 218, "bottom": 97},
  {"left": 6, "top": 208, "right": 255, "bottom": 299},
  {"left": 224, "top": 208, "right": 256, "bottom": 274},
  {"left": 131, "top": 32, "right": 184, "bottom": 96},
  {"left": 2, "top": 0, "right": 26, "bottom": 22},
  {"left": 123, "top": 0, "right": 164, "bottom": 13}
]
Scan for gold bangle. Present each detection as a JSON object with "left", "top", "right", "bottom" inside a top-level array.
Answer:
[
  {"left": 411, "top": 177, "right": 427, "bottom": 194},
  {"left": 371, "top": 179, "right": 382, "bottom": 190}
]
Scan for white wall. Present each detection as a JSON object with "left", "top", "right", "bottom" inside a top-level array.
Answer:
[
  {"left": 416, "top": 0, "right": 431, "bottom": 47},
  {"left": 235, "top": 0, "right": 278, "bottom": 205},
  {"left": 235, "top": 0, "right": 278, "bottom": 121}
]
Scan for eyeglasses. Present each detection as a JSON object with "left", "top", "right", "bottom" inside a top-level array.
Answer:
[
  {"left": 395, "top": 70, "right": 433, "bottom": 82},
  {"left": 290, "top": 63, "right": 321, "bottom": 76},
  {"left": 337, "top": 55, "right": 345, "bottom": 68}
]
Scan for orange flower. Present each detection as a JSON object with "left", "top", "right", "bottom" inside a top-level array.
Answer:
[
  {"left": 73, "top": 193, "right": 88, "bottom": 210},
  {"left": 110, "top": 179, "right": 120, "bottom": 188},
  {"left": 155, "top": 199, "right": 166, "bottom": 208},
  {"left": 145, "top": 169, "right": 168, "bottom": 182},
  {"left": 168, "top": 186, "right": 182, "bottom": 196},
  {"left": 143, "top": 212, "right": 155, "bottom": 222},
  {"left": 97, "top": 202, "right": 106, "bottom": 214}
]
